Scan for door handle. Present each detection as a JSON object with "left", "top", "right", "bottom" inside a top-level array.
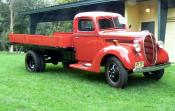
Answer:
[{"left": 75, "top": 37, "right": 79, "bottom": 39}]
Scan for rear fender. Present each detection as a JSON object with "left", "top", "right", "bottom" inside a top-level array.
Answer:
[{"left": 91, "top": 45, "right": 135, "bottom": 72}]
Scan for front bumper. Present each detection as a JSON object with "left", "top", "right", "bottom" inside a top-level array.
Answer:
[{"left": 133, "top": 63, "right": 171, "bottom": 73}]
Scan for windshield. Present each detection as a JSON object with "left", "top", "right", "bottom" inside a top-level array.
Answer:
[{"left": 98, "top": 16, "right": 126, "bottom": 30}]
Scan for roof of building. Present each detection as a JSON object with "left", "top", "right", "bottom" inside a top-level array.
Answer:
[
  {"left": 74, "top": 11, "right": 123, "bottom": 19},
  {"left": 167, "top": 0, "right": 175, "bottom": 8},
  {"left": 20, "top": 0, "right": 122, "bottom": 15}
]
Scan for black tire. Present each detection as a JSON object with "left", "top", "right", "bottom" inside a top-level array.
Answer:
[
  {"left": 62, "top": 62, "right": 70, "bottom": 68},
  {"left": 105, "top": 57, "right": 128, "bottom": 88},
  {"left": 143, "top": 69, "right": 164, "bottom": 80},
  {"left": 25, "top": 51, "right": 45, "bottom": 72}
]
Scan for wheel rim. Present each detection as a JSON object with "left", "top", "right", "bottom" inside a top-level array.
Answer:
[
  {"left": 148, "top": 72, "right": 154, "bottom": 75},
  {"left": 107, "top": 62, "right": 119, "bottom": 82},
  {"left": 27, "top": 56, "right": 35, "bottom": 70}
]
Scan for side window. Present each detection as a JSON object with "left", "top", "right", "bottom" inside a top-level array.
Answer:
[
  {"left": 114, "top": 18, "right": 125, "bottom": 29},
  {"left": 78, "top": 19, "right": 94, "bottom": 31},
  {"left": 99, "top": 18, "right": 114, "bottom": 30}
]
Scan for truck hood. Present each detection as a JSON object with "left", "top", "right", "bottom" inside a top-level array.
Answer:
[{"left": 99, "top": 30, "right": 151, "bottom": 38}]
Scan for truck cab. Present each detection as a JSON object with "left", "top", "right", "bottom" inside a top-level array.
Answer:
[
  {"left": 9, "top": 12, "right": 170, "bottom": 88},
  {"left": 73, "top": 12, "right": 127, "bottom": 62}
]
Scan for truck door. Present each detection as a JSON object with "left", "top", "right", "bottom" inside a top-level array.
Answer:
[{"left": 74, "top": 18, "right": 103, "bottom": 62}]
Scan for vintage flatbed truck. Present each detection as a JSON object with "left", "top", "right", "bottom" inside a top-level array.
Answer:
[{"left": 9, "top": 12, "right": 170, "bottom": 88}]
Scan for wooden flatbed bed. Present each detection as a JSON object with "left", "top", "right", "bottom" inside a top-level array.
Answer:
[{"left": 9, "top": 32, "right": 73, "bottom": 48}]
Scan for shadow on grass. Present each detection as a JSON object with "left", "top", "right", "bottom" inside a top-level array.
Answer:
[
  {"left": 45, "top": 65, "right": 106, "bottom": 84},
  {"left": 44, "top": 65, "right": 158, "bottom": 88},
  {"left": 127, "top": 74, "right": 157, "bottom": 88}
]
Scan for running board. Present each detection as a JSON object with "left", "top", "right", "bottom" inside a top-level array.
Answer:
[{"left": 70, "top": 63, "right": 93, "bottom": 72}]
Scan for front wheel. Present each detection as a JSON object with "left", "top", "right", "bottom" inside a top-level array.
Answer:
[
  {"left": 105, "top": 57, "right": 128, "bottom": 88},
  {"left": 143, "top": 69, "right": 164, "bottom": 80}
]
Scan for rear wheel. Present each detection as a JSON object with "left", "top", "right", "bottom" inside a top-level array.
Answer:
[
  {"left": 143, "top": 69, "right": 164, "bottom": 80},
  {"left": 25, "top": 51, "right": 45, "bottom": 72},
  {"left": 62, "top": 62, "right": 70, "bottom": 68},
  {"left": 105, "top": 57, "right": 128, "bottom": 88}
]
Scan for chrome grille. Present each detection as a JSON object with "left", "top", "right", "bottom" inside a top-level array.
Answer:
[{"left": 144, "top": 35, "right": 157, "bottom": 65}]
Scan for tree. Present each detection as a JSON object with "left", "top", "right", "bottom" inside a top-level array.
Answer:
[
  {"left": 0, "top": 0, "right": 10, "bottom": 51},
  {"left": 8, "top": 0, "right": 14, "bottom": 52},
  {"left": 55, "top": 0, "right": 80, "bottom": 4},
  {"left": 0, "top": 0, "right": 78, "bottom": 51},
  {"left": 0, "top": 0, "right": 55, "bottom": 51}
]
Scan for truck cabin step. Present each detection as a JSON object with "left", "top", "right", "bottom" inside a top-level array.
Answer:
[{"left": 70, "top": 63, "right": 92, "bottom": 72}]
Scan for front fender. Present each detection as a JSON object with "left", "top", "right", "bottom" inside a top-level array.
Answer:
[
  {"left": 157, "top": 48, "right": 169, "bottom": 64},
  {"left": 91, "top": 45, "right": 136, "bottom": 72}
]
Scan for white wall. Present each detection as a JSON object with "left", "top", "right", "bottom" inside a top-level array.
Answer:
[
  {"left": 125, "top": 0, "right": 158, "bottom": 38},
  {"left": 165, "top": 8, "right": 175, "bottom": 62}
]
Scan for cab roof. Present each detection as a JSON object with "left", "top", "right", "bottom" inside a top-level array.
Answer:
[{"left": 74, "top": 11, "right": 123, "bottom": 19}]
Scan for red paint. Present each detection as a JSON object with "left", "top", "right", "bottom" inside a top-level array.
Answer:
[
  {"left": 9, "top": 33, "right": 73, "bottom": 48},
  {"left": 9, "top": 12, "right": 169, "bottom": 73}
]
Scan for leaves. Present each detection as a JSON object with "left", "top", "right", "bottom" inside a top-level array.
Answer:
[
  {"left": 0, "top": 0, "right": 79, "bottom": 50},
  {"left": 36, "top": 21, "right": 72, "bottom": 35},
  {"left": 0, "top": 0, "right": 54, "bottom": 37},
  {"left": 55, "top": 0, "right": 80, "bottom": 4}
]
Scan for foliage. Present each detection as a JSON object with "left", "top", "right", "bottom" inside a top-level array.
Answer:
[
  {"left": 35, "top": 0, "right": 80, "bottom": 35},
  {"left": 0, "top": 1, "right": 10, "bottom": 38},
  {"left": 0, "top": 53, "right": 175, "bottom": 110},
  {"left": 55, "top": 0, "right": 80, "bottom": 4},
  {"left": 36, "top": 21, "right": 73, "bottom": 35},
  {"left": 0, "top": 0, "right": 80, "bottom": 50}
]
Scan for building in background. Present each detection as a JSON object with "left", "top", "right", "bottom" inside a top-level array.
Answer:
[
  {"left": 125, "top": 0, "right": 175, "bottom": 62},
  {"left": 165, "top": 8, "right": 175, "bottom": 63},
  {"left": 20, "top": 0, "right": 175, "bottom": 62}
]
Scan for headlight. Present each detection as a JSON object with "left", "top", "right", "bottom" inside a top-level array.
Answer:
[
  {"left": 157, "top": 41, "right": 164, "bottom": 48},
  {"left": 133, "top": 40, "right": 141, "bottom": 52}
]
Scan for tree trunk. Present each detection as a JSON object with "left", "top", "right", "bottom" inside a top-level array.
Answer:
[
  {"left": 9, "top": 0, "right": 14, "bottom": 53},
  {"left": 0, "top": 40, "right": 7, "bottom": 51}
]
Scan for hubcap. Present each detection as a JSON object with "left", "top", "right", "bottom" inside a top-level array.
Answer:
[
  {"left": 28, "top": 56, "right": 35, "bottom": 69},
  {"left": 148, "top": 72, "right": 154, "bottom": 75},
  {"left": 107, "top": 63, "right": 119, "bottom": 82}
]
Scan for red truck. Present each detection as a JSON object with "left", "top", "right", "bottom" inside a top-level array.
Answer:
[{"left": 9, "top": 12, "right": 170, "bottom": 88}]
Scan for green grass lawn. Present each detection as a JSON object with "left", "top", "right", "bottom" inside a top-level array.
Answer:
[{"left": 0, "top": 52, "right": 175, "bottom": 111}]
